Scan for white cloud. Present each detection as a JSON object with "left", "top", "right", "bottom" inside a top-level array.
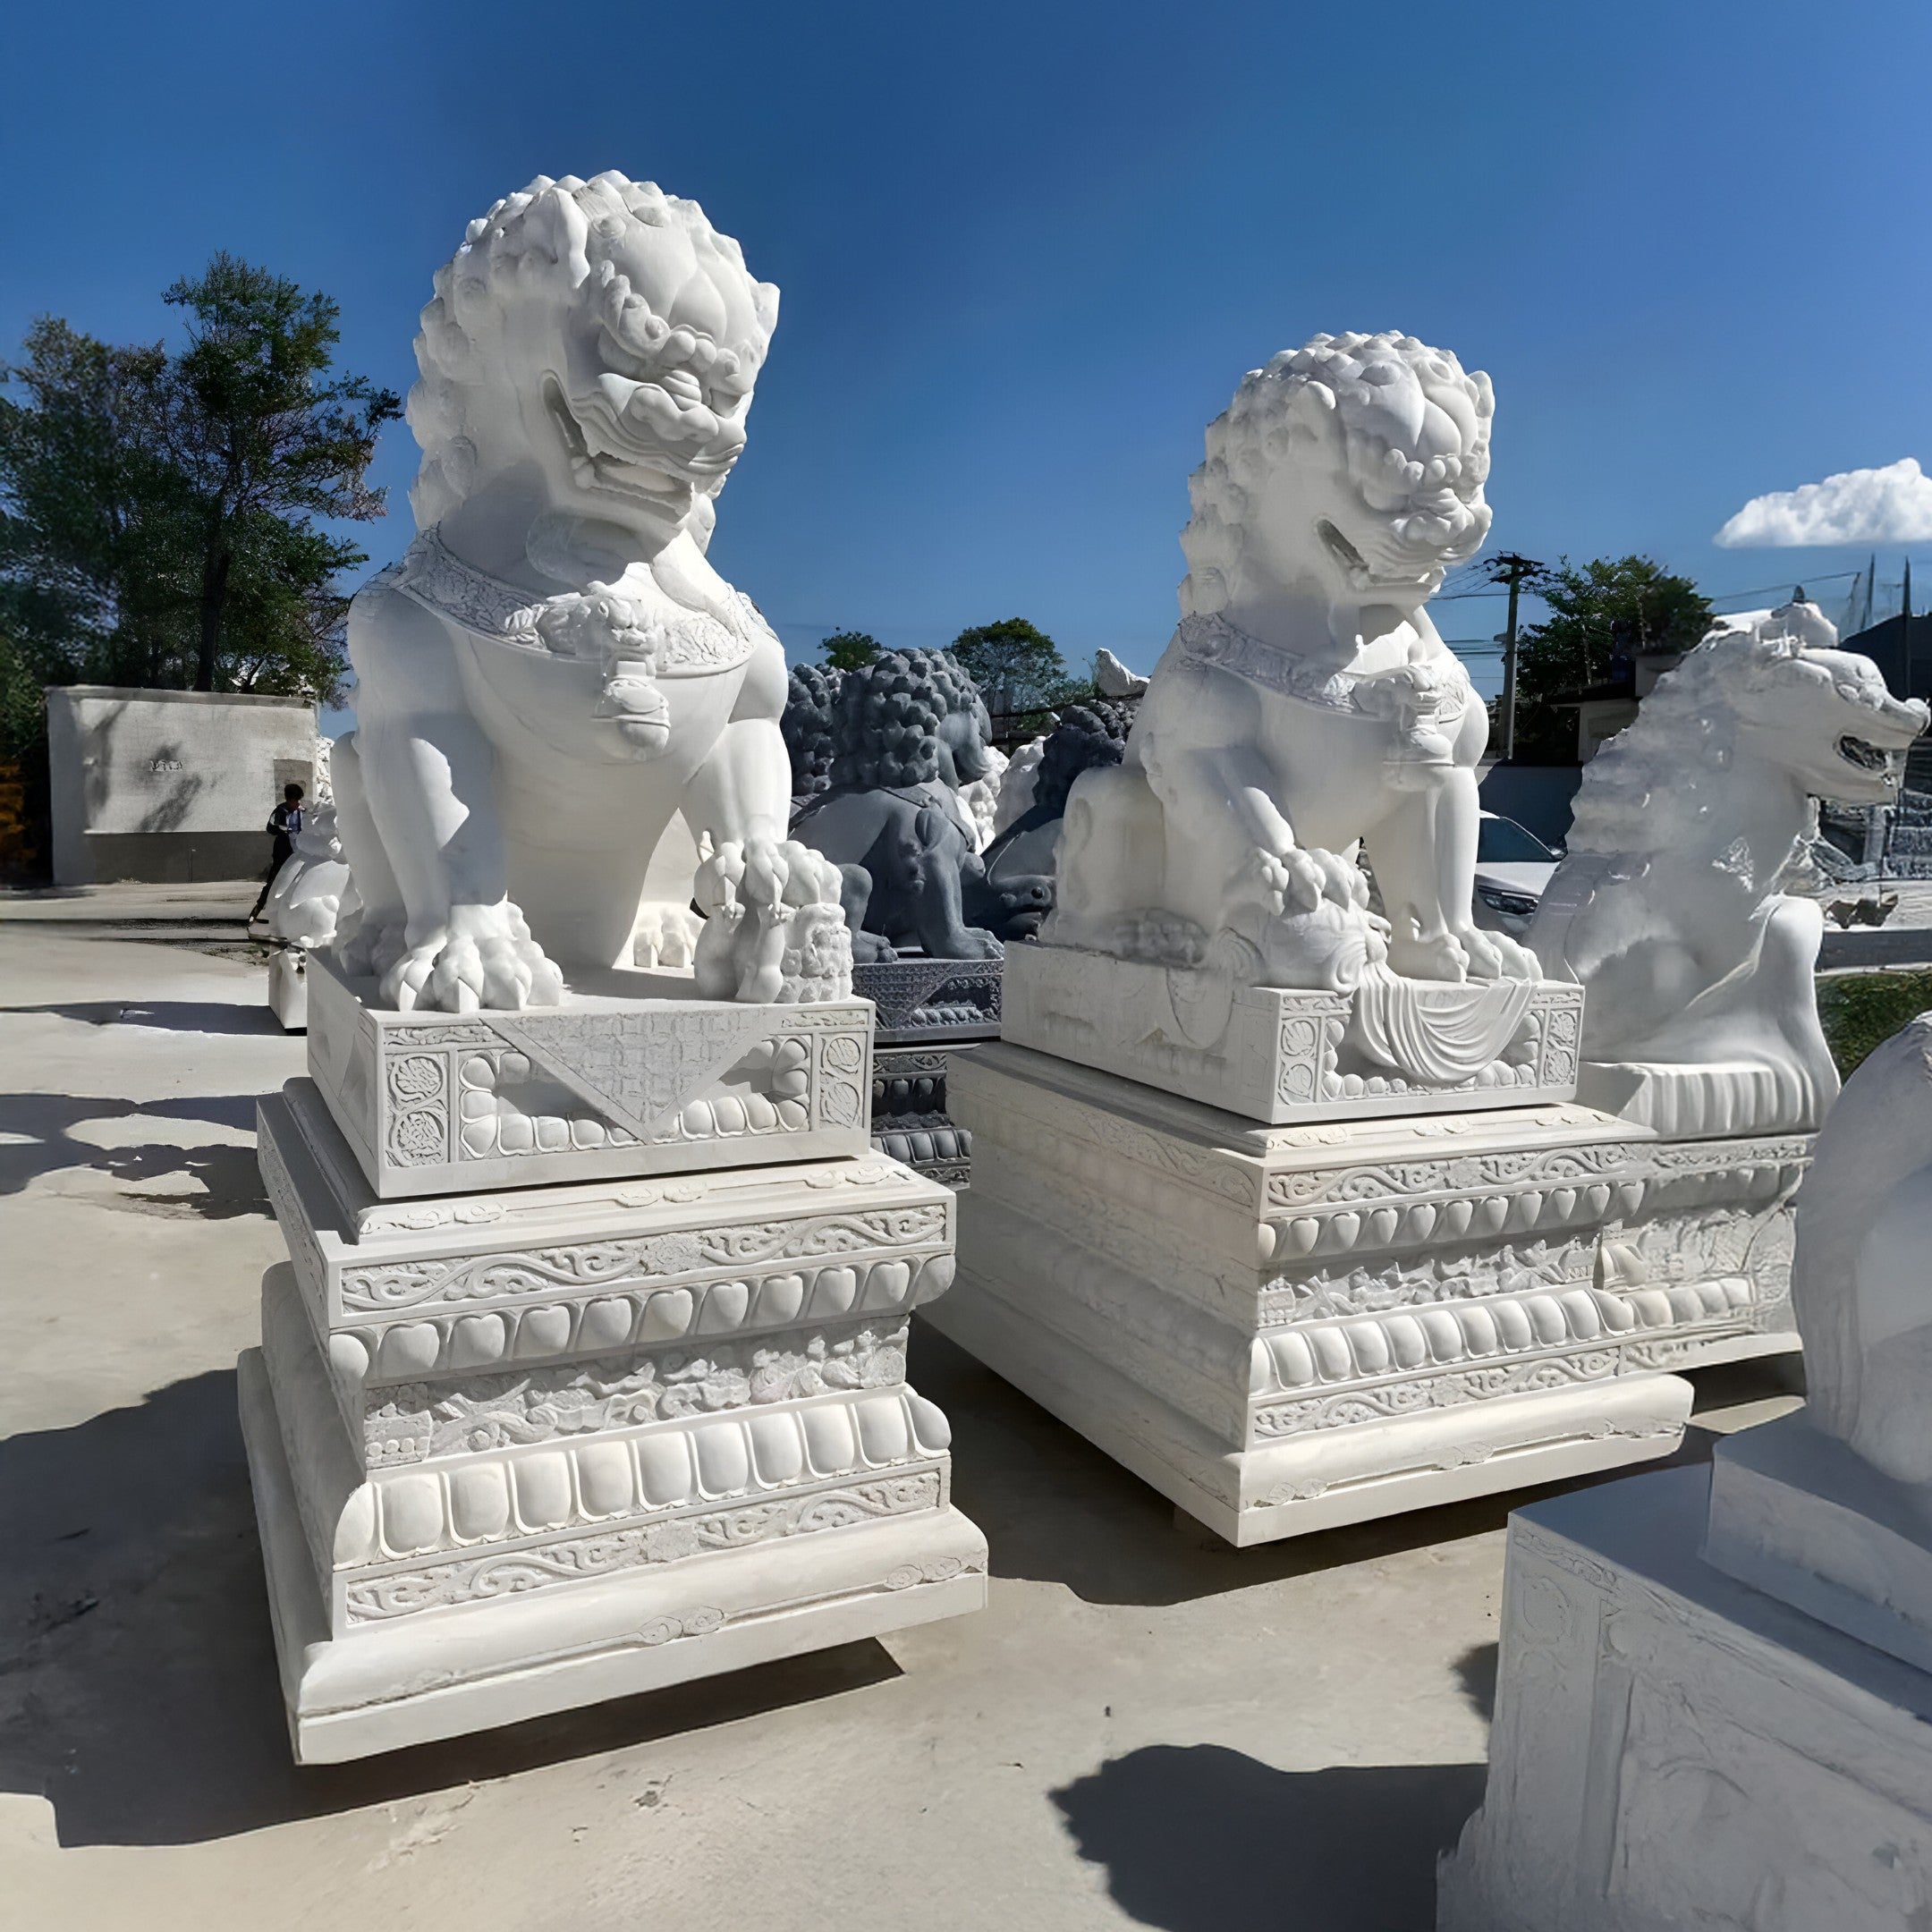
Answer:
[{"left": 1715, "top": 457, "right": 1932, "bottom": 547}]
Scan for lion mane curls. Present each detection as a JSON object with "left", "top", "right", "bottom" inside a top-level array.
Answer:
[
  {"left": 1035, "top": 701, "right": 1134, "bottom": 817},
  {"left": 1179, "top": 331, "right": 1493, "bottom": 619},
  {"left": 782, "top": 663, "right": 844, "bottom": 798},
  {"left": 831, "top": 649, "right": 983, "bottom": 789},
  {"left": 1568, "top": 619, "right": 1841, "bottom": 859},
  {"left": 407, "top": 170, "right": 780, "bottom": 527}
]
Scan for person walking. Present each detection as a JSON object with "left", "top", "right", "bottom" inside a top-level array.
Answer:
[{"left": 247, "top": 783, "right": 306, "bottom": 925}]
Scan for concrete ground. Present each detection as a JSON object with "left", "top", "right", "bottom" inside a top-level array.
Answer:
[{"left": 0, "top": 890, "right": 1803, "bottom": 1932}]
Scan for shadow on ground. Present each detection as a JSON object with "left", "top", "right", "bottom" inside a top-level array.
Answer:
[
  {"left": 10, "top": 999, "right": 279, "bottom": 1035},
  {"left": 1052, "top": 1743, "right": 1485, "bottom": 1931},
  {"left": 0, "top": 1093, "right": 267, "bottom": 1214},
  {"left": 918, "top": 1319, "right": 1805, "bottom": 1609},
  {"left": 0, "top": 1370, "right": 902, "bottom": 1847}
]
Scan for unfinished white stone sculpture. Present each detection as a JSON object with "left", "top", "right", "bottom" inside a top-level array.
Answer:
[
  {"left": 1701, "top": 1010, "right": 1932, "bottom": 1669},
  {"left": 1016, "top": 333, "right": 1568, "bottom": 1117},
  {"left": 1441, "top": 1015, "right": 1932, "bottom": 1932},
  {"left": 267, "top": 740, "right": 354, "bottom": 952},
  {"left": 327, "top": 171, "right": 848, "bottom": 1013},
  {"left": 1532, "top": 597, "right": 1926, "bottom": 1136}
]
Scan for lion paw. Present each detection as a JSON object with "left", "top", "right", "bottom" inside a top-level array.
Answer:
[
  {"left": 378, "top": 905, "right": 565, "bottom": 1013},
  {"left": 1458, "top": 924, "right": 1542, "bottom": 981},
  {"left": 632, "top": 902, "right": 702, "bottom": 970},
  {"left": 693, "top": 836, "right": 852, "bottom": 1002},
  {"left": 1386, "top": 928, "right": 1470, "bottom": 982}
]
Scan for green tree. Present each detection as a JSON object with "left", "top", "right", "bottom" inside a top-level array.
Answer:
[
  {"left": 0, "top": 318, "right": 191, "bottom": 754},
  {"left": 1510, "top": 555, "right": 1713, "bottom": 763},
  {"left": 158, "top": 254, "right": 401, "bottom": 691},
  {"left": 949, "top": 616, "right": 1070, "bottom": 711},
  {"left": 819, "top": 629, "right": 882, "bottom": 670}
]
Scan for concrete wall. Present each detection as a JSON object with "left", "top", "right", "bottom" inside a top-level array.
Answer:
[{"left": 45, "top": 686, "right": 318, "bottom": 886}]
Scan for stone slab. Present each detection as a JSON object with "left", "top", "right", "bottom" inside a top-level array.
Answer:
[
  {"left": 267, "top": 948, "right": 308, "bottom": 1031},
  {"left": 44, "top": 683, "right": 318, "bottom": 886},
  {"left": 940, "top": 1044, "right": 1799, "bottom": 1545},
  {"left": 304, "top": 947, "right": 873, "bottom": 1197},
  {"left": 1003, "top": 940, "right": 1583, "bottom": 1124},
  {"left": 1705, "top": 1413, "right": 1932, "bottom": 1674},
  {"left": 239, "top": 1346, "right": 986, "bottom": 1763},
  {"left": 854, "top": 954, "right": 1002, "bottom": 1046},
  {"left": 1438, "top": 1467, "right": 1932, "bottom": 1931}
]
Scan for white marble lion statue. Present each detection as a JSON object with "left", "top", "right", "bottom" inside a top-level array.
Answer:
[
  {"left": 1531, "top": 597, "right": 1926, "bottom": 1133},
  {"left": 329, "top": 171, "right": 847, "bottom": 1013},
  {"left": 1046, "top": 331, "right": 1536, "bottom": 998}
]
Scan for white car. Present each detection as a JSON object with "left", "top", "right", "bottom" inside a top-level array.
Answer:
[{"left": 1471, "top": 810, "right": 1560, "bottom": 936}]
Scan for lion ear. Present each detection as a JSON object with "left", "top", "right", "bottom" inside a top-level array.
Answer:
[{"left": 753, "top": 280, "right": 780, "bottom": 341}]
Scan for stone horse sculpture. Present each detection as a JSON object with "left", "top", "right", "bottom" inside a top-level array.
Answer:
[
  {"left": 1531, "top": 597, "right": 1926, "bottom": 1133},
  {"left": 328, "top": 172, "right": 846, "bottom": 1013},
  {"left": 1046, "top": 331, "right": 1536, "bottom": 1012}
]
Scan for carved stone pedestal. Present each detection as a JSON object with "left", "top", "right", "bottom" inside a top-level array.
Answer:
[
  {"left": 1003, "top": 941, "right": 1585, "bottom": 1124},
  {"left": 938, "top": 1044, "right": 1803, "bottom": 1546},
  {"left": 855, "top": 955, "right": 1000, "bottom": 1189},
  {"left": 242, "top": 984, "right": 984, "bottom": 1760},
  {"left": 1437, "top": 1468, "right": 1932, "bottom": 1930}
]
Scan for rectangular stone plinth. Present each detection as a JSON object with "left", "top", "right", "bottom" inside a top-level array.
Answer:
[
  {"left": 305, "top": 949, "right": 873, "bottom": 1197},
  {"left": 1002, "top": 941, "right": 1582, "bottom": 1124},
  {"left": 1439, "top": 1469, "right": 1932, "bottom": 1932},
  {"left": 854, "top": 955, "right": 1002, "bottom": 1046},
  {"left": 245, "top": 1095, "right": 983, "bottom": 1758},
  {"left": 937, "top": 1044, "right": 1803, "bottom": 1545},
  {"left": 872, "top": 1043, "right": 976, "bottom": 1190},
  {"left": 267, "top": 947, "right": 308, "bottom": 1031},
  {"left": 1706, "top": 1414, "right": 1932, "bottom": 1674}
]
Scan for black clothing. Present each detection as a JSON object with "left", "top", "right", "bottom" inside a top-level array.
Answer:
[{"left": 248, "top": 801, "right": 304, "bottom": 919}]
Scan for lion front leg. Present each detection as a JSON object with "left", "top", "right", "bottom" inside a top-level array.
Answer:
[
  {"left": 347, "top": 589, "right": 564, "bottom": 1013},
  {"left": 686, "top": 716, "right": 852, "bottom": 1002}
]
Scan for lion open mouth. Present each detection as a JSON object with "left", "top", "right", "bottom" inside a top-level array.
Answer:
[{"left": 1838, "top": 733, "right": 1906, "bottom": 783}]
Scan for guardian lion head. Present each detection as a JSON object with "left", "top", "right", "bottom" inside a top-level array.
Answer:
[
  {"left": 1569, "top": 598, "right": 1928, "bottom": 857},
  {"left": 831, "top": 650, "right": 996, "bottom": 790},
  {"left": 1180, "top": 331, "right": 1493, "bottom": 618},
  {"left": 408, "top": 172, "right": 779, "bottom": 545}
]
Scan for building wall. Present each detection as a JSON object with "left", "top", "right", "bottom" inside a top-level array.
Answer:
[{"left": 45, "top": 686, "right": 318, "bottom": 886}]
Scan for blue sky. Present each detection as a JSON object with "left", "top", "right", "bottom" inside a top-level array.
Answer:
[{"left": 6, "top": 0, "right": 1932, "bottom": 709}]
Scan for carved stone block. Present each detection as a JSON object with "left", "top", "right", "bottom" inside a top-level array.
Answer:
[
  {"left": 1002, "top": 941, "right": 1583, "bottom": 1125},
  {"left": 267, "top": 947, "right": 308, "bottom": 1031},
  {"left": 854, "top": 955, "right": 1002, "bottom": 1046},
  {"left": 244, "top": 1090, "right": 983, "bottom": 1760},
  {"left": 937, "top": 1043, "right": 1801, "bottom": 1544},
  {"left": 871, "top": 1044, "right": 976, "bottom": 1191},
  {"left": 305, "top": 949, "right": 873, "bottom": 1198},
  {"left": 1439, "top": 1469, "right": 1932, "bottom": 1931},
  {"left": 852, "top": 959, "right": 1000, "bottom": 1188},
  {"left": 1705, "top": 1414, "right": 1932, "bottom": 1674}
]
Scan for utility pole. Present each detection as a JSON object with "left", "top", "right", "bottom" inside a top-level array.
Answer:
[{"left": 1483, "top": 552, "right": 1545, "bottom": 763}]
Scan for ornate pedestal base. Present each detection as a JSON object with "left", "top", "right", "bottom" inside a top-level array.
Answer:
[
  {"left": 1003, "top": 941, "right": 1584, "bottom": 1124},
  {"left": 245, "top": 1036, "right": 984, "bottom": 1760},
  {"left": 939, "top": 1044, "right": 1803, "bottom": 1546},
  {"left": 1438, "top": 1469, "right": 1932, "bottom": 1931},
  {"left": 855, "top": 955, "right": 1001, "bottom": 1189},
  {"left": 305, "top": 950, "right": 873, "bottom": 1198},
  {"left": 268, "top": 947, "right": 308, "bottom": 1031}
]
